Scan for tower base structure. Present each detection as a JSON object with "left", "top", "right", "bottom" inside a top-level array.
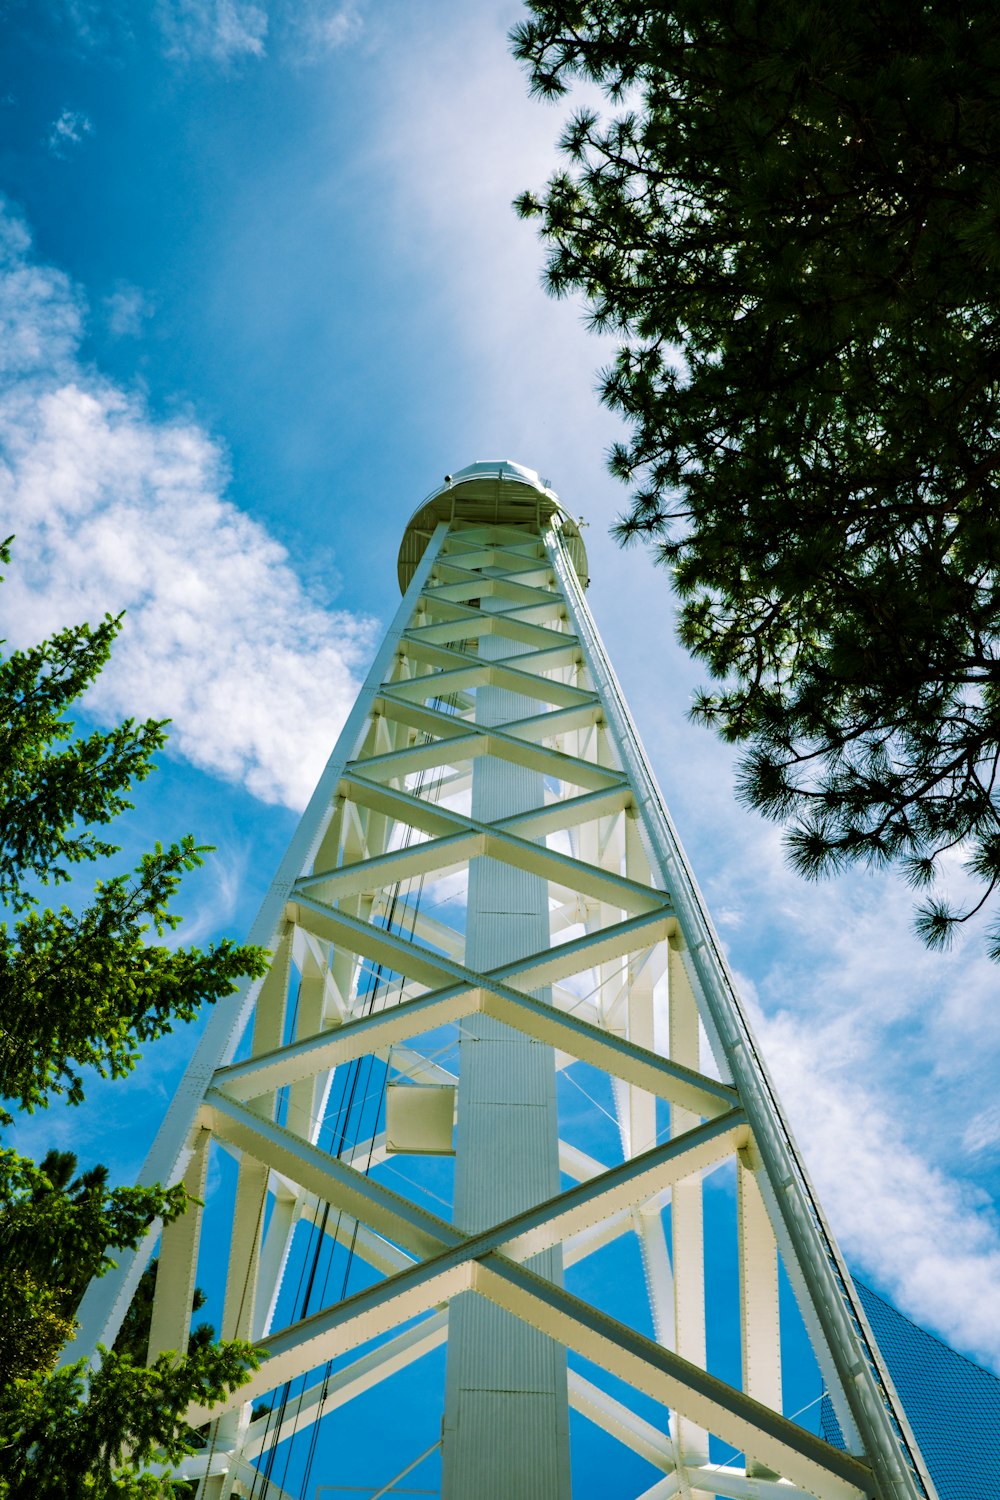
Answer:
[{"left": 71, "top": 461, "right": 936, "bottom": 1500}]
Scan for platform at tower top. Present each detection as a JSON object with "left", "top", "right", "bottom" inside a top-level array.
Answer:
[{"left": 397, "top": 458, "right": 590, "bottom": 593}]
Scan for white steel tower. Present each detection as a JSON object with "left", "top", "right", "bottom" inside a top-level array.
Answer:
[{"left": 72, "top": 461, "right": 936, "bottom": 1500}]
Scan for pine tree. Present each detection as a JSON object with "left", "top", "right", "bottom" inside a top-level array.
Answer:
[
  {"left": 0, "top": 538, "right": 265, "bottom": 1493},
  {"left": 512, "top": 0, "right": 1000, "bottom": 952}
]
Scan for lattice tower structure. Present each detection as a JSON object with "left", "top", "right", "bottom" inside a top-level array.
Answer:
[{"left": 70, "top": 461, "right": 938, "bottom": 1500}]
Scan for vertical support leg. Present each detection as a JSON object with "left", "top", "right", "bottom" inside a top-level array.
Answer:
[
  {"left": 220, "top": 929, "right": 294, "bottom": 1346},
  {"left": 738, "top": 1152, "right": 782, "bottom": 1478},
  {"left": 221, "top": 1162, "right": 270, "bottom": 1347},
  {"left": 284, "top": 962, "right": 329, "bottom": 1144},
  {"left": 668, "top": 942, "right": 711, "bottom": 1488},
  {"left": 636, "top": 1204, "right": 677, "bottom": 1351},
  {"left": 146, "top": 1129, "right": 210, "bottom": 1363},
  {"left": 254, "top": 1192, "right": 301, "bottom": 1342},
  {"left": 626, "top": 949, "right": 657, "bottom": 1158},
  {"left": 442, "top": 608, "right": 571, "bottom": 1500}
]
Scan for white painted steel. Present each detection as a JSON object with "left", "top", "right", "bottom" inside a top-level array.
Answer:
[
  {"left": 67, "top": 463, "right": 936, "bottom": 1500},
  {"left": 67, "top": 518, "right": 451, "bottom": 1366},
  {"left": 548, "top": 517, "right": 935, "bottom": 1500},
  {"left": 441, "top": 596, "right": 571, "bottom": 1500}
]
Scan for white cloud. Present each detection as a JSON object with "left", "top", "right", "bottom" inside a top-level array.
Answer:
[
  {"left": 963, "top": 1103, "right": 1000, "bottom": 1160},
  {"left": 758, "top": 1003, "right": 1000, "bottom": 1369},
  {"left": 685, "top": 776, "right": 1000, "bottom": 1365},
  {"left": 157, "top": 0, "right": 268, "bottom": 62},
  {"left": 46, "top": 107, "right": 93, "bottom": 157},
  {"left": 103, "top": 282, "right": 154, "bottom": 338},
  {"left": 0, "top": 202, "right": 375, "bottom": 809},
  {"left": 286, "top": 0, "right": 364, "bottom": 59}
]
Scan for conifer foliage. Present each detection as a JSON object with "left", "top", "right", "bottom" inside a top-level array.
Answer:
[
  {"left": 512, "top": 1, "right": 1000, "bottom": 952},
  {"left": 0, "top": 538, "right": 264, "bottom": 1493}
]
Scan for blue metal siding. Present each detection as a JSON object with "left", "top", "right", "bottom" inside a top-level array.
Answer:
[{"left": 821, "top": 1280, "right": 1000, "bottom": 1500}]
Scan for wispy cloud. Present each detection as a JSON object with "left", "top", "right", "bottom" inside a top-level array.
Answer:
[
  {"left": 47, "top": 0, "right": 131, "bottom": 53},
  {"left": 758, "top": 1001, "right": 1000, "bottom": 1369},
  {"left": 963, "top": 1103, "right": 1000, "bottom": 1159},
  {"left": 696, "top": 779, "right": 1000, "bottom": 1365},
  {"left": 48, "top": 0, "right": 363, "bottom": 66},
  {"left": 102, "top": 282, "right": 154, "bottom": 338},
  {"left": 46, "top": 107, "right": 93, "bottom": 157},
  {"left": 367, "top": 6, "right": 625, "bottom": 520},
  {"left": 164, "top": 841, "right": 248, "bottom": 948},
  {"left": 286, "top": 1, "right": 364, "bottom": 60},
  {"left": 156, "top": 0, "right": 268, "bottom": 63},
  {"left": 0, "top": 201, "right": 375, "bottom": 808}
]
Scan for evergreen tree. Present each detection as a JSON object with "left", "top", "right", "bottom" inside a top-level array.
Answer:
[
  {"left": 0, "top": 538, "right": 266, "bottom": 1493},
  {"left": 512, "top": 0, "right": 1000, "bottom": 952}
]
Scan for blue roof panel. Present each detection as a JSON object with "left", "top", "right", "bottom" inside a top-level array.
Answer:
[{"left": 821, "top": 1280, "right": 1000, "bottom": 1500}]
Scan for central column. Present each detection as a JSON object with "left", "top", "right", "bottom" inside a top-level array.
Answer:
[{"left": 441, "top": 583, "right": 571, "bottom": 1500}]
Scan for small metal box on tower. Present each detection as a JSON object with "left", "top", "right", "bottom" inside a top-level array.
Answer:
[{"left": 385, "top": 1081, "right": 455, "bottom": 1155}]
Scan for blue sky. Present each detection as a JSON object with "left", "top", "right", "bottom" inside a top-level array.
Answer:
[{"left": 3, "top": 0, "right": 1000, "bottom": 1395}]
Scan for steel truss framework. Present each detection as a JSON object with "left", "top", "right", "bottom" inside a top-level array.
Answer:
[{"left": 72, "top": 465, "right": 937, "bottom": 1500}]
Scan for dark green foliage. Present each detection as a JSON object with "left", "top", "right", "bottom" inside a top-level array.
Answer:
[
  {"left": 112, "top": 1262, "right": 210, "bottom": 1367},
  {"left": 512, "top": 1, "right": 1000, "bottom": 952},
  {"left": 0, "top": 838, "right": 266, "bottom": 1116},
  {"left": 0, "top": 1150, "right": 186, "bottom": 1385},
  {"left": 0, "top": 596, "right": 163, "bottom": 911},
  {"left": 0, "top": 1339, "right": 257, "bottom": 1498},
  {"left": 0, "top": 1149, "right": 259, "bottom": 1495},
  {"left": 0, "top": 538, "right": 268, "bottom": 1117},
  {"left": 0, "top": 543, "right": 266, "bottom": 1489}
]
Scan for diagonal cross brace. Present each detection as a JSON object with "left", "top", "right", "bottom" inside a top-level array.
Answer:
[
  {"left": 213, "top": 940, "right": 729, "bottom": 1117},
  {"left": 374, "top": 690, "right": 603, "bottom": 750},
  {"left": 309, "top": 775, "right": 633, "bottom": 867},
  {"left": 205, "top": 1097, "right": 745, "bottom": 1284},
  {"left": 474, "top": 1258, "right": 874, "bottom": 1500},
  {"left": 187, "top": 1143, "right": 871, "bottom": 1500},
  {"left": 350, "top": 718, "right": 626, "bottom": 794},
  {"left": 296, "top": 797, "right": 662, "bottom": 915},
  {"left": 387, "top": 658, "right": 598, "bottom": 712},
  {"left": 289, "top": 892, "right": 674, "bottom": 1003}
]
